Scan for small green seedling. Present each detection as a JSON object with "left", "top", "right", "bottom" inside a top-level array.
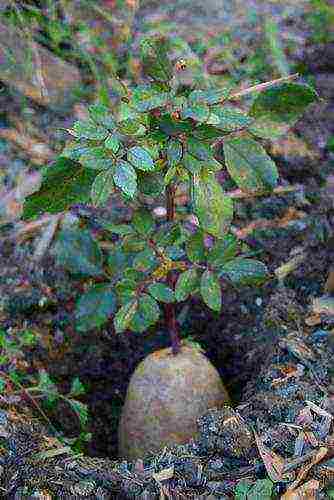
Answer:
[
  {"left": 24, "top": 35, "right": 318, "bottom": 355},
  {"left": 0, "top": 329, "right": 89, "bottom": 450}
]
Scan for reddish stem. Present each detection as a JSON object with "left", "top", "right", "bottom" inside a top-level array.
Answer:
[{"left": 165, "top": 185, "right": 181, "bottom": 355}]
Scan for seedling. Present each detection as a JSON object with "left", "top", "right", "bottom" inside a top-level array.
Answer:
[
  {"left": 0, "top": 329, "right": 89, "bottom": 451},
  {"left": 24, "top": 35, "right": 318, "bottom": 355}
]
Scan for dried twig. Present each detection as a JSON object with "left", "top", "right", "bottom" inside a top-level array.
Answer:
[
  {"left": 228, "top": 73, "right": 299, "bottom": 101},
  {"left": 274, "top": 252, "right": 306, "bottom": 281},
  {"left": 226, "top": 184, "right": 302, "bottom": 199}
]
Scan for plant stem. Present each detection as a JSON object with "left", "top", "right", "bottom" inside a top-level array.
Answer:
[
  {"left": 166, "top": 184, "right": 176, "bottom": 222},
  {"left": 165, "top": 185, "right": 181, "bottom": 356}
]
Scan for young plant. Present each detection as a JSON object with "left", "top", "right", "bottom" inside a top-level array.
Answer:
[
  {"left": 0, "top": 329, "right": 90, "bottom": 452},
  {"left": 24, "top": 36, "right": 318, "bottom": 355}
]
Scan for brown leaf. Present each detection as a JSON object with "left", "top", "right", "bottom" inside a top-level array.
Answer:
[
  {"left": 304, "top": 314, "right": 322, "bottom": 327},
  {"left": 324, "top": 268, "right": 334, "bottom": 294},
  {"left": 255, "top": 432, "right": 294, "bottom": 482},
  {"left": 287, "top": 447, "right": 328, "bottom": 492},
  {"left": 281, "top": 479, "right": 320, "bottom": 500}
]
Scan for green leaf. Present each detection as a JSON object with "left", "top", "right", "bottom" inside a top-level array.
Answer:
[
  {"left": 223, "top": 137, "right": 278, "bottom": 193},
  {"left": 69, "top": 377, "right": 86, "bottom": 397},
  {"left": 113, "top": 160, "right": 137, "bottom": 198},
  {"left": 187, "top": 137, "right": 212, "bottom": 161},
  {"left": 103, "top": 223, "right": 134, "bottom": 236},
  {"left": 139, "top": 294, "right": 160, "bottom": 324},
  {"left": 122, "top": 235, "right": 146, "bottom": 253},
  {"left": 91, "top": 170, "right": 114, "bottom": 207},
  {"left": 200, "top": 270, "right": 221, "bottom": 311},
  {"left": 164, "top": 165, "right": 177, "bottom": 185},
  {"left": 80, "top": 146, "right": 114, "bottom": 170},
  {"left": 67, "top": 399, "right": 89, "bottom": 428},
  {"left": 137, "top": 171, "right": 165, "bottom": 197},
  {"left": 117, "top": 102, "right": 139, "bottom": 121},
  {"left": 123, "top": 268, "right": 145, "bottom": 282},
  {"left": 181, "top": 103, "right": 210, "bottom": 122},
  {"left": 148, "top": 283, "right": 175, "bottom": 303},
  {"left": 249, "top": 82, "right": 319, "bottom": 139},
  {"left": 61, "top": 142, "right": 92, "bottom": 161},
  {"left": 118, "top": 119, "right": 146, "bottom": 136},
  {"left": 0, "top": 377, "right": 6, "bottom": 392},
  {"left": 207, "top": 234, "right": 238, "bottom": 267},
  {"left": 69, "top": 119, "right": 108, "bottom": 140},
  {"left": 140, "top": 36, "right": 173, "bottom": 82},
  {"left": 192, "top": 124, "right": 223, "bottom": 140},
  {"left": 188, "top": 88, "right": 231, "bottom": 105},
  {"left": 75, "top": 284, "right": 117, "bottom": 332},
  {"left": 23, "top": 158, "right": 96, "bottom": 219},
  {"left": 107, "top": 247, "right": 127, "bottom": 276},
  {"left": 88, "top": 103, "right": 116, "bottom": 130},
  {"left": 20, "top": 330, "right": 37, "bottom": 346},
  {"left": 129, "top": 294, "right": 160, "bottom": 332},
  {"left": 186, "top": 230, "right": 206, "bottom": 263},
  {"left": 248, "top": 479, "right": 273, "bottom": 500},
  {"left": 133, "top": 248, "right": 157, "bottom": 272},
  {"left": 235, "top": 480, "right": 252, "bottom": 500},
  {"left": 193, "top": 173, "right": 233, "bottom": 237},
  {"left": 131, "top": 84, "right": 170, "bottom": 112},
  {"left": 211, "top": 106, "right": 253, "bottom": 132},
  {"left": 127, "top": 146, "right": 155, "bottom": 172},
  {"left": 105, "top": 134, "right": 120, "bottom": 153},
  {"left": 182, "top": 153, "right": 203, "bottom": 174},
  {"left": 154, "top": 222, "right": 181, "bottom": 247},
  {"left": 175, "top": 268, "right": 199, "bottom": 302},
  {"left": 156, "top": 115, "right": 193, "bottom": 136},
  {"left": 220, "top": 258, "right": 268, "bottom": 285},
  {"left": 132, "top": 210, "right": 155, "bottom": 235},
  {"left": 54, "top": 228, "right": 103, "bottom": 277},
  {"left": 167, "top": 139, "right": 183, "bottom": 166},
  {"left": 139, "top": 138, "right": 161, "bottom": 160},
  {"left": 114, "top": 299, "right": 138, "bottom": 333},
  {"left": 203, "top": 158, "right": 224, "bottom": 173},
  {"left": 116, "top": 279, "right": 137, "bottom": 305},
  {"left": 37, "top": 370, "right": 58, "bottom": 395},
  {"left": 201, "top": 269, "right": 222, "bottom": 312}
]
